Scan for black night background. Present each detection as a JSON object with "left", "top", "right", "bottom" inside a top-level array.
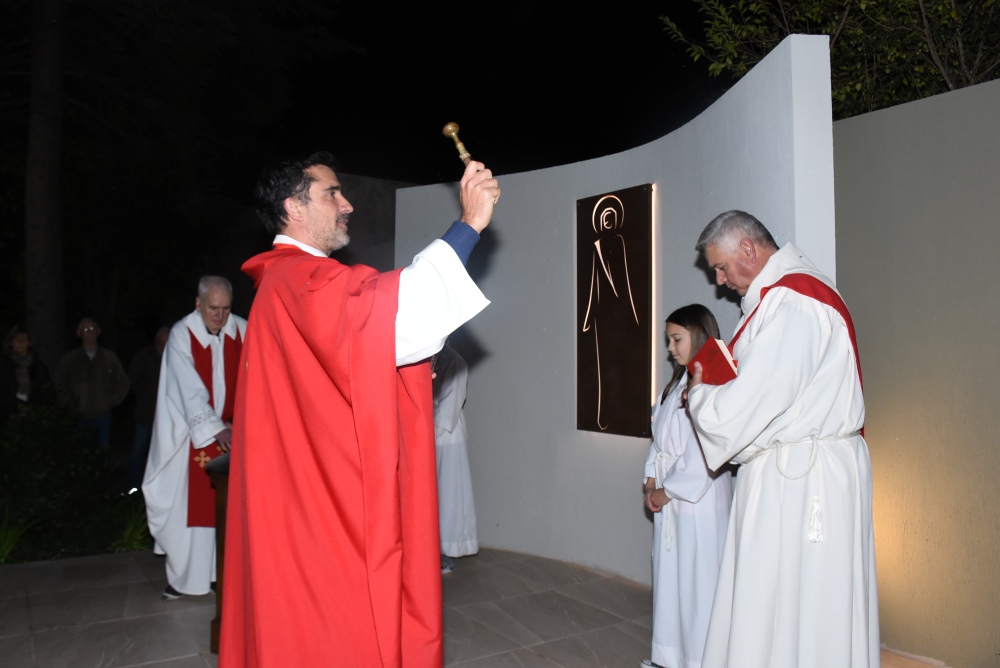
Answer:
[{"left": 1, "top": 0, "right": 723, "bottom": 367}]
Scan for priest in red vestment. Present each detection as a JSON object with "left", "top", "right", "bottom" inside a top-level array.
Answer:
[
  {"left": 219, "top": 151, "right": 499, "bottom": 667},
  {"left": 143, "top": 276, "right": 247, "bottom": 600}
]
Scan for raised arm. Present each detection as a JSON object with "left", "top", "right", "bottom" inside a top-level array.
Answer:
[{"left": 394, "top": 161, "right": 500, "bottom": 366}]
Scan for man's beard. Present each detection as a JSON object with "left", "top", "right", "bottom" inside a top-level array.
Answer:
[
  {"left": 328, "top": 229, "right": 350, "bottom": 253},
  {"left": 313, "top": 219, "right": 350, "bottom": 254}
]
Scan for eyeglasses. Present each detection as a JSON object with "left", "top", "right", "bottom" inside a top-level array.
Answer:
[{"left": 80, "top": 327, "right": 98, "bottom": 332}]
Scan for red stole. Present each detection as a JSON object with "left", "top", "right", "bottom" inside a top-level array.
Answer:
[
  {"left": 729, "top": 273, "right": 864, "bottom": 433},
  {"left": 187, "top": 327, "right": 243, "bottom": 526}
]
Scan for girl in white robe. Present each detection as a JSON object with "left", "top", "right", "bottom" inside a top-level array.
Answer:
[{"left": 642, "top": 304, "right": 733, "bottom": 668}]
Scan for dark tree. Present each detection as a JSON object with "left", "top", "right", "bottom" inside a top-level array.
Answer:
[
  {"left": 662, "top": 0, "right": 1000, "bottom": 119},
  {"left": 24, "top": 0, "right": 67, "bottom": 369},
  {"left": 2, "top": 0, "right": 355, "bottom": 365}
]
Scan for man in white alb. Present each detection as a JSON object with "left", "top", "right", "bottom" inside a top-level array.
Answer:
[
  {"left": 433, "top": 343, "right": 478, "bottom": 573},
  {"left": 143, "top": 276, "right": 247, "bottom": 600},
  {"left": 687, "top": 210, "right": 879, "bottom": 667}
]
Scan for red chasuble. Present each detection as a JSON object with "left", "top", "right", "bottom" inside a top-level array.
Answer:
[
  {"left": 186, "top": 328, "right": 242, "bottom": 527},
  {"left": 220, "top": 246, "right": 441, "bottom": 668}
]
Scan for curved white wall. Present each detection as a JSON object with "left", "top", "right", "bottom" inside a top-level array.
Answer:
[{"left": 395, "top": 35, "right": 835, "bottom": 585}]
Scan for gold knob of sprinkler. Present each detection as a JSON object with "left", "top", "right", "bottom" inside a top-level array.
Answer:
[{"left": 442, "top": 122, "right": 471, "bottom": 165}]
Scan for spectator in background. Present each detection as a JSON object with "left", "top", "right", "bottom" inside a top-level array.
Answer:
[
  {"left": 127, "top": 326, "right": 169, "bottom": 492},
  {"left": 1, "top": 325, "right": 52, "bottom": 422},
  {"left": 55, "top": 317, "right": 130, "bottom": 449}
]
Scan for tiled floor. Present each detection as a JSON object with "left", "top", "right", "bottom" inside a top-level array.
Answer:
[{"left": 0, "top": 548, "right": 942, "bottom": 667}]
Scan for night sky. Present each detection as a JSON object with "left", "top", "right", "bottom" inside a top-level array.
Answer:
[
  {"left": 271, "top": 1, "right": 728, "bottom": 184},
  {"left": 0, "top": 0, "right": 732, "bottom": 341}
]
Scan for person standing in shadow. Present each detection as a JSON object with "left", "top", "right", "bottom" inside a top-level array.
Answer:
[
  {"left": 1, "top": 325, "right": 52, "bottom": 423},
  {"left": 127, "top": 326, "right": 169, "bottom": 493},
  {"left": 55, "top": 317, "right": 130, "bottom": 450}
]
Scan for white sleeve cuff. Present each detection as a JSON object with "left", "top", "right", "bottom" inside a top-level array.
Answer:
[{"left": 395, "top": 240, "right": 490, "bottom": 366}]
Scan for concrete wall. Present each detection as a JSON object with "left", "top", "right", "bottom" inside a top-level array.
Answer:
[
  {"left": 835, "top": 79, "right": 1000, "bottom": 668},
  {"left": 394, "top": 35, "right": 835, "bottom": 585}
]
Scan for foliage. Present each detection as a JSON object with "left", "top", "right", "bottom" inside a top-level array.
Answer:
[
  {"left": 0, "top": 505, "right": 39, "bottom": 563},
  {"left": 0, "top": 389, "right": 138, "bottom": 561},
  {"left": 110, "top": 493, "right": 153, "bottom": 553},
  {"left": 661, "top": 0, "right": 1000, "bottom": 118}
]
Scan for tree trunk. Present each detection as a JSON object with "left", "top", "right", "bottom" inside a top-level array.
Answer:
[{"left": 25, "top": 0, "right": 68, "bottom": 370}]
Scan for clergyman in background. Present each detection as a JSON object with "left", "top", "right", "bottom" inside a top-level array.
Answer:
[{"left": 143, "top": 277, "right": 247, "bottom": 600}]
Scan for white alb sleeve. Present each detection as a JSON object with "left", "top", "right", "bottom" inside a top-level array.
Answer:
[{"left": 395, "top": 239, "right": 490, "bottom": 366}]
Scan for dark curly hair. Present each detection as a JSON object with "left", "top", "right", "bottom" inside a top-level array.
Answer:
[{"left": 254, "top": 151, "right": 338, "bottom": 234}]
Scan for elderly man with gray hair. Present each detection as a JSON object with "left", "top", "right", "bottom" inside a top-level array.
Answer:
[
  {"left": 143, "top": 275, "right": 247, "bottom": 600},
  {"left": 686, "top": 210, "right": 879, "bottom": 668}
]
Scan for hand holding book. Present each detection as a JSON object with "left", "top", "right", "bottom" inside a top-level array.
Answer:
[{"left": 690, "top": 338, "right": 738, "bottom": 386}]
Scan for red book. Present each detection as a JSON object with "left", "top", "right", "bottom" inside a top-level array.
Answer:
[{"left": 690, "top": 338, "right": 737, "bottom": 385}]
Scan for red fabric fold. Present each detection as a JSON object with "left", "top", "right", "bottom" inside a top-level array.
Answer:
[{"left": 220, "top": 246, "right": 442, "bottom": 667}]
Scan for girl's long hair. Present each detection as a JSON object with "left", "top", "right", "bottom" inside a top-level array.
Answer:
[{"left": 661, "top": 304, "right": 721, "bottom": 403}]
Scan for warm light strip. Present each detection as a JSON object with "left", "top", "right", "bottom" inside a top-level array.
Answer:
[{"left": 649, "top": 182, "right": 658, "bottom": 411}]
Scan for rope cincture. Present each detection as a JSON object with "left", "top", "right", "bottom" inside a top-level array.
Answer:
[
  {"left": 744, "top": 431, "right": 861, "bottom": 543},
  {"left": 653, "top": 451, "right": 675, "bottom": 552}
]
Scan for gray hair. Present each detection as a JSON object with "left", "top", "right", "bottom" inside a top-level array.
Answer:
[
  {"left": 197, "top": 276, "right": 233, "bottom": 300},
  {"left": 695, "top": 210, "right": 778, "bottom": 254}
]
